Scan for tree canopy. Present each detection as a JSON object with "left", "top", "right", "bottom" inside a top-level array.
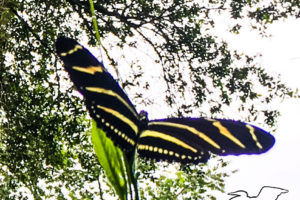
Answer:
[{"left": 1, "top": 0, "right": 299, "bottom": 199}]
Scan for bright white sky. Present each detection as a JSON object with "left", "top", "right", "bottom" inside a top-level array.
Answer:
[
  {"left": 58, "top": 14, "right": 300, "bottom": 199},
  {"left": 99, "top": 17, "right": 300, "bottom": 199},
  {"left": 218, "top": 19, "right": 300, "bottom": 200}
]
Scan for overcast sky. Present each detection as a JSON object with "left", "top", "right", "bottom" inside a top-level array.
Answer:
[
  {"left": 107, "top": 17, "right": 300, "bottom": 199},
  {"left": 83, "top": 15, "right": 300, "bottom": 199},
  {"left": 219, "top": 19, "right": 300, "bottom": 200}
]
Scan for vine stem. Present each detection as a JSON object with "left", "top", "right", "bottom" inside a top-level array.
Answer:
[
  {"left": 88, "top": 0, "right": 104, "bottom": 64},
  {"left": 88, "top": 0, "right": 101, "bottom": 45}
]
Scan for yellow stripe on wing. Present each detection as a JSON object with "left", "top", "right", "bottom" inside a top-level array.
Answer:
[
  {"left": 210, "top": 120, "right": 245, "bottom": 149},
  {"left": 97, "top": 105, "right": 139, "bottom": 135},
  {"left": 60, "top": 44, "right": 83, "bottom": 56},
  {"left": 73, "top": 66, "right": 104, "bottom": 74},
  {"left": 148, "top": 121, "right": 221, "bottom": 149},
  {"left": 86, "top": 87, "right": 139, "bottom": 119},
  {"left": 140, "top": 130, "right": 198, "bottom": 153},
  {"left": 246, "top": 125, "right": 263, "bottom": 149}
]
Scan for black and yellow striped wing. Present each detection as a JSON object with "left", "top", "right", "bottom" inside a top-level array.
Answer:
[
  {"left": 56, "top": 37, "right": 141, "bottom": 153},
  {"left": 138, "top": 118, "right": 274, "bottom": 164},
  {"left": 55, "top": 37, "right": 275, "bottom": 164}
]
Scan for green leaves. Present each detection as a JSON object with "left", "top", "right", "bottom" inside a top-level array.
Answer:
[
  {"left": 91, "top": 120, "right": 128, "bottom": 200},
  {"left": 2, "top": 0, "right": 299, "bottom": 199}
]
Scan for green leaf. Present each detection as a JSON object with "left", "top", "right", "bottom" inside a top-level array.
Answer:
[{"left": 91, "top": 120, "right": 128, "bottom": 200}]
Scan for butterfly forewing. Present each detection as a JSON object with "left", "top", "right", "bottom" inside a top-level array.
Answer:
[
  {"left": 203, "top": 118, "right": 275, "bottom": 155},
  {"left": 137, "top": 118, "right": 275, "bottom": 164},
  {"left": 55, "top": 37, "right": 141, "bottom": 152}
]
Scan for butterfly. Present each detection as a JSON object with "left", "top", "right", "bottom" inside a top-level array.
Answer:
[{"left": 55, "top": 37, "right": 275, "bottom": 164}]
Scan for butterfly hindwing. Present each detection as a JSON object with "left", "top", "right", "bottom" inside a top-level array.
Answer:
[
  {"left": 55, "top": 37, "right": 141, "bottom": 152},
  {"left": 137, "top": 118, "right": 275, "bottom": 164}
]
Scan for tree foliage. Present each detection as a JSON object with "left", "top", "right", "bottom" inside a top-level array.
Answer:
[{"left": 1, "top": 0, "right": 299, "bottom": 199}]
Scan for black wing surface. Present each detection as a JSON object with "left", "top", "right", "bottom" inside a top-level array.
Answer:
[{"left": 137, "top": 118, "right": 275, "bottom": 164}]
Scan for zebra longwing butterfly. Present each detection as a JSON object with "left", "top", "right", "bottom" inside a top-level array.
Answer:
[{"left": 55, "top": 37, "right": 275, "bottom": 164}]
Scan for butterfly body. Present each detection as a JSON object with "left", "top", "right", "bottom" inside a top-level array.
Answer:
[{"left": 56, "top": 37, "right": 275, "bottom": 164}]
